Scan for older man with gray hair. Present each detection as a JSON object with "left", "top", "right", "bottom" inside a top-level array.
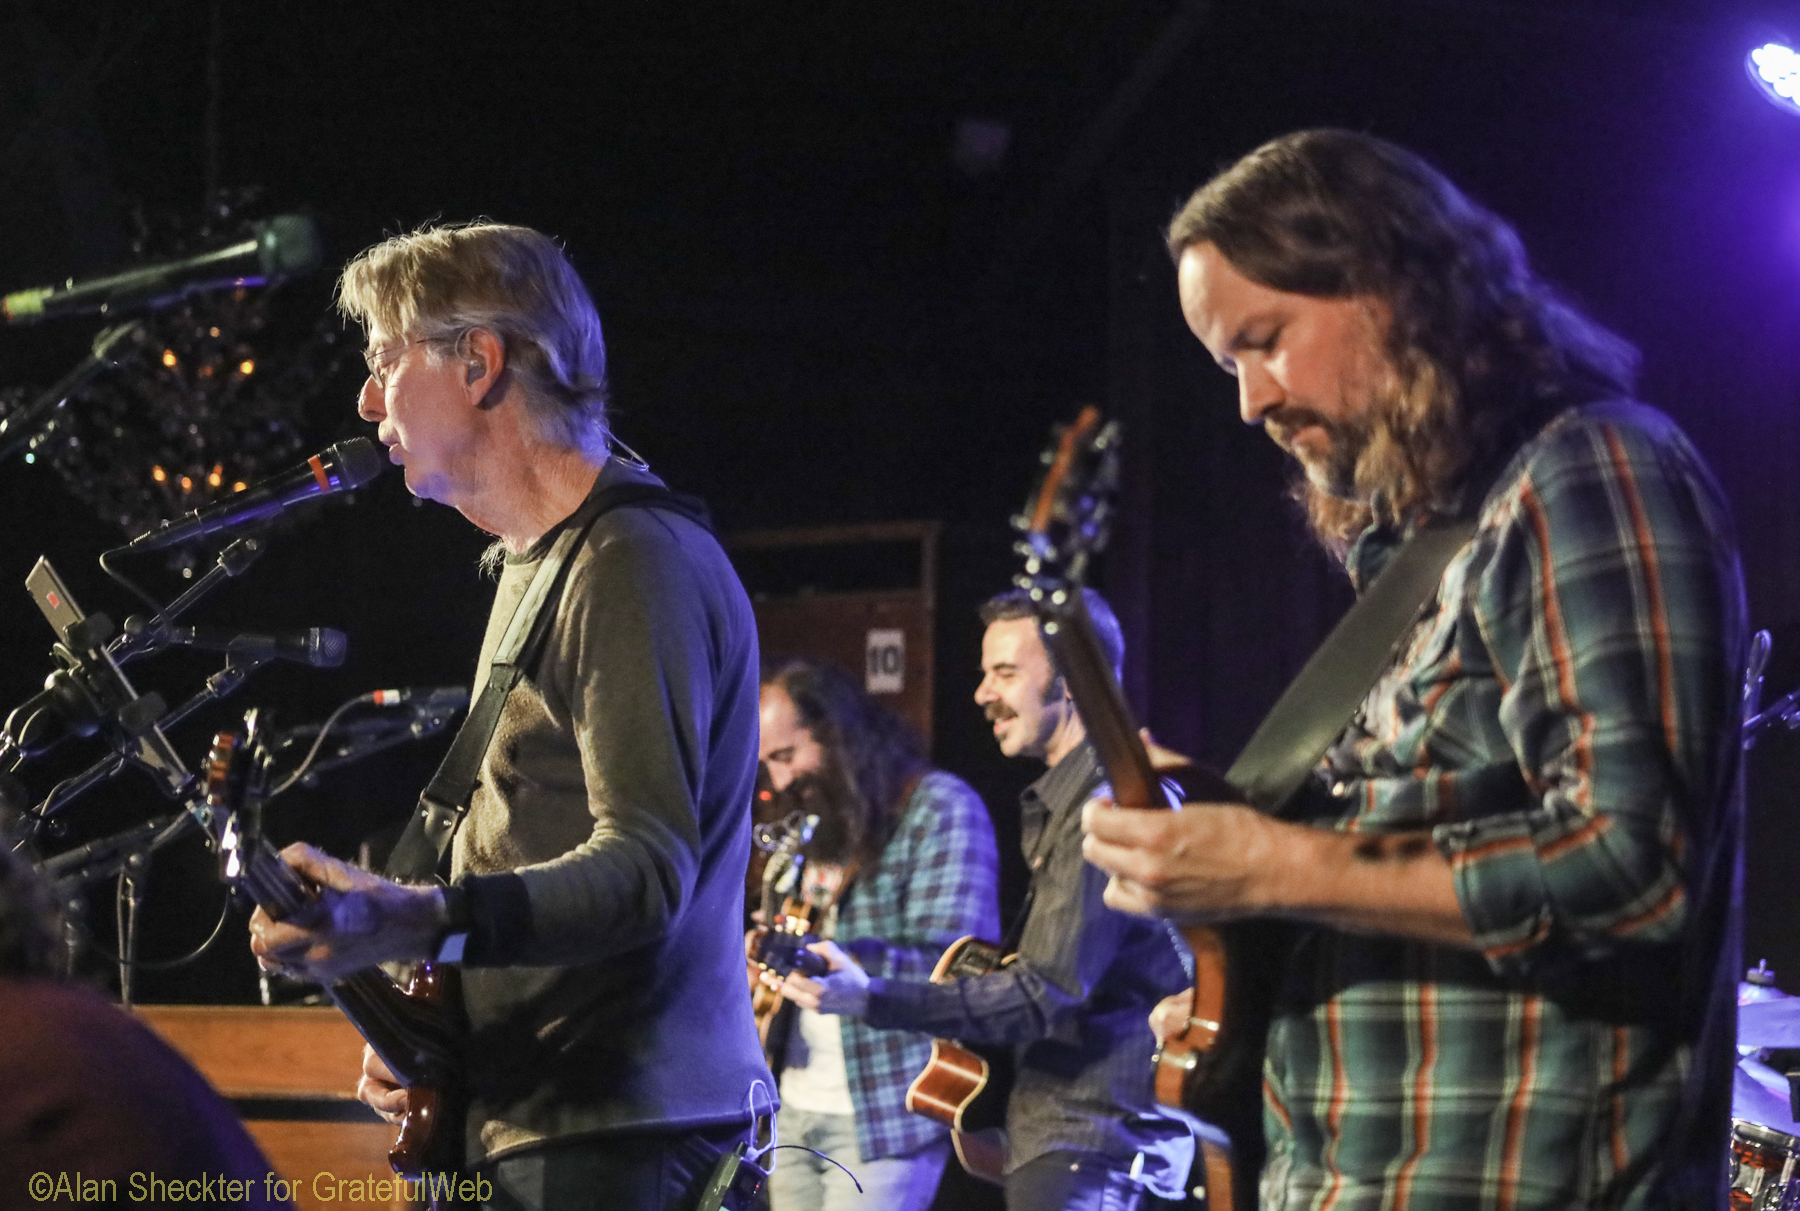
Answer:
[{"left": 248, "top": 222, "right": 772, "bottom": 1210}]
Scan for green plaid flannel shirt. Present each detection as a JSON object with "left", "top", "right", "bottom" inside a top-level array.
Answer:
[
  {"left": 1264, "top": 401, "right": 1746, "bottom": 1210},
  {"left": 830, "top": 769, "right": 1000, "bottom": 1162}
]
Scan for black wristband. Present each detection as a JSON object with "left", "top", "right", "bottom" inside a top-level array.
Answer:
[
  {"left": 434, "top": 882, "right": 474, "bottom": 963},
  {"left": 440, "top": 882, "right": 474, "bottom": 932}
]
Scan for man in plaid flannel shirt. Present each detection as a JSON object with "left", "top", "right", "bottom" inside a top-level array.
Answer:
[
  {"left": 1084, "top": 130, "right": 1746, "bottom": 1208},
  {"left": 756, "top": 658, "right": 999, "bottom": 1211}
]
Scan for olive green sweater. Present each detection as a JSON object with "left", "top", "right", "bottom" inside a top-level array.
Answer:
[{"left": 449, "top": 459, "right": 770, "bottom": 1164}]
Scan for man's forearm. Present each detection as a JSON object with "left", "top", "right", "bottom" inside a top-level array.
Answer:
[
  {"left": 1267, "top": 825, "right": 1473, "bottom": 947},
  {"left": 1083, "top": 801, "right": 1477, "bottom": 949},
  {"left": 864, "top": 963, "right": 1073, "bottom": 1046}
]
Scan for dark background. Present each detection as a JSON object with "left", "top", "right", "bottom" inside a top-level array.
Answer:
[{"left": 2, "top": 0, "right": 1799, "bottom": 1198}]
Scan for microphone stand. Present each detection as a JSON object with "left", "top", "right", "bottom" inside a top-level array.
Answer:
[
  {"left": 31, "top": 651, "right": 277, "bottom": 821},
  {"left": 0, "top": 322, "right": 145, "bottom": 466},
  {"left": 104, "top": 534, "right": 268, "bottom": 665},
  {"left": 38, "top": 812, "right": 194, "bottom": 1005},
  {"left": 270, "top": 708, "right": 460, "bottom": 791},
  {"left": 5, "top": 535, "right": 271, "bottom": 823}
]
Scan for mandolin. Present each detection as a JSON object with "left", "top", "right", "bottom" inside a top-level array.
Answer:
[{"left": 202, "top": 712, "right": 465, "bottom": 1185}]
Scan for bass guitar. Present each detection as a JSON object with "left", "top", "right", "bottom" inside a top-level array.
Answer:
[
  {"left": 201, "top": 711, "right": 465, "bottom": 1184},
  {"left": 1010, "top": 407, "right": 1280, "bottom": 1211}
]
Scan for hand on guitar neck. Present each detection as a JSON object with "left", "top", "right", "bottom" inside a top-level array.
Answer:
[
  {"left": 247, "top": 842, "right": 449, "bottom": 982},
  {"left": 767, "top": 939, "right": 870, "bottom": 1018},
  {"left": 1079, "top": 796, "right": 1475, "bottom": 947}
]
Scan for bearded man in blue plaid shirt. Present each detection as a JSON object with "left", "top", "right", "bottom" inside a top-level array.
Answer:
[
  {"left": 1083, "top": 130, "right": 1747, "bottom": 1209},
  {"left": 756, "top": 657, "right": 1000, "bottom": 1211}
]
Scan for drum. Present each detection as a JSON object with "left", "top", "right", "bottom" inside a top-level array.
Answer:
[{"left": 1732, "top": 1119, "right": 1800, "bottom": 1210}]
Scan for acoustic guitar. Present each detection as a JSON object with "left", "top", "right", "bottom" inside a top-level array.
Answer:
[
  {"left": 901, "top": 937, "right": 1015, "bottom": 1184},
  {"left": 1008, "top": 407, "right": 1280, "bottom": 1211},
  {"left": 201, "top": 711, "right": 465, "bottom": 1186}
]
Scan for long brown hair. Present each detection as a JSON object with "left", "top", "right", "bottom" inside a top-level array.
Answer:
[
  {"left": 1167, "top": 129, "right": 1638, "bottom": 552},
  {"left": 763, "top": 658, "right": 926, "bottom": 871}
]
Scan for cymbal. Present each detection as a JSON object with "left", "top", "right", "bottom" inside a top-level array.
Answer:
[
  {"left": 1742, "top": 998, "right": 1800, "bottom": 1048},
  {"left": 1735, "top": 1058, "right": 1800, "bottom": 1134}
]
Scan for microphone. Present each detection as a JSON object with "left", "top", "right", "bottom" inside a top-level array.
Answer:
[
  {"left": 166, "top": 626, "right": 348, "bottom": 668},
  {"left": 2, "top": 215, "right": 324, "bottom": 325},
  {"left": 122, "top": 437, "right": 385, "bottom": 552},
  {"left": 369, "top": 686, "right": 471, "bottom": 711}
]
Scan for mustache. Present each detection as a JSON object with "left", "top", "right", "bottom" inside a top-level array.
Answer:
[
  {"left": 1263, "top": 406, "right": 1339, "bottom": 451},
  {"left": 983, "top": 702, "right": 1016, "bottom": 723}
]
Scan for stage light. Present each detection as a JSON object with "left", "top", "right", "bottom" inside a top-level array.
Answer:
[{"left": 1749, "top": 42, "right": 1800, "bottom": 115}]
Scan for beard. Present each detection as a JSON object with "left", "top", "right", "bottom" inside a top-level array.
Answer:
[
  {"left": 768, "top": 751, "right": 867, "bottom": 866},
  {"left": 1266, "top": 404, "right": 1373, "bottom": 501}
]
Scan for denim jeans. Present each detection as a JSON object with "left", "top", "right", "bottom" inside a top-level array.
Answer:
[
  {"left": 767, "top": 1106, "right": 950, "bottom": 1211},
  {"left": 1005, "top": 1150, "right": 1146, "bottom": 1211},
  {"left": 479, "top": 1121, "right": 754, "bottom": 1211}
]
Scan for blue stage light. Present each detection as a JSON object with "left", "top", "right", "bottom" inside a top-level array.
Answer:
[{"left": 1749, "top": 42, "right": 1800, "bottom": 116}]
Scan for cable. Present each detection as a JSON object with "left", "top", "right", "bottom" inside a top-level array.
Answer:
[
  {"left": 271, "top": 692, "right": 379, "bottom": 795},
  {"left": 97, "top": 547, "right": 168, "bottom": 620},
  {"left": 81, "top": 884, "right": 235, "bottom": 972},
  {"left": 752, "top": 1147, "right": 863, "bottom": 1193}
]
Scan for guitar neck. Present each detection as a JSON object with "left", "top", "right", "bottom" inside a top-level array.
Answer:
[
  {"left": 233, "top": 836, "right": 457, "bottom": 1085},
  {"left": 1038, "top": 593, "right": 1162, "bottom": 810}
]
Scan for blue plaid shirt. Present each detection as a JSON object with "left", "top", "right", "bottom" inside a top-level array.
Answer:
[
  {"left": 1265, "top": 401, "right": 1746, "bottom": 1209},
  {"left": 826, "top": 769, "right": 1000, "bottom": 1161}
]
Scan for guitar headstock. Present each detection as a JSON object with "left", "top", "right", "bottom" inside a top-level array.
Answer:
[
  {"left": 204, "top": 709, "right": 272, "bottom": 884},
  {"left": 1013, "top": 405, "right": 1122, "bottom": 598},
  {"left": 754, "top": 809, "right": 819, "bottom": 922}
]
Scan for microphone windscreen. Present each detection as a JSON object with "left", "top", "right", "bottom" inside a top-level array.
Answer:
[
  {"left": 310, "top": 628, "right": 349, "bottom": 669},
  {"left": 331, "top": 437, "right": 386, "bottom": 489},
  {"left": 259, "top": 214, "right": 323, "bottom": 278}
]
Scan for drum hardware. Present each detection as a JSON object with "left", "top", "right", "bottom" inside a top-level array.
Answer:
[{"left": 1731, "top": 1119, "right": 1800, "bottom": 1210}]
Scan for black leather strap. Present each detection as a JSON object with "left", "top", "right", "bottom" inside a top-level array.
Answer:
[
  {"left": 1224, "top": 516, "right": 1479, "bottom": 814},
  {"left": 384, "top": 482, "right": 710, "bottom": 883}
]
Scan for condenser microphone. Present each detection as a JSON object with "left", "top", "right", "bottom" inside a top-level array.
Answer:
[
  {"left": 121, "top": 437, "right": 385, "bottom": 552},
  {"left": 1, "top": 215, "right": 325, "bottom": 325},
  {"left": 167, "top": 626, "right": 348, "bottom": 668}
]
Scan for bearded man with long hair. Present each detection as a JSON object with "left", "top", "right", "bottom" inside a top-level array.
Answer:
[
  {"left": 755, "top": 658, "right": 999, "bottom": 1211},
  {"left": 1081, "top": 130, "right": 1746, "bottom": 1209}
]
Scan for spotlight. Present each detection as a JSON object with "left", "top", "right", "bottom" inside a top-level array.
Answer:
[{"left": 1748, "top": 42, "right": 1800, "bottom": 116}]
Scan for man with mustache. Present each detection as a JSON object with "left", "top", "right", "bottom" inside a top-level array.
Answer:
[
  {"left": 778, "top": 589, "right": 1197, "bottom": 1211},
  {"left": 1082, "top": 130, "right": 1746, "bottom": 1208},
  {"left": 754, "top": 657, "right": 999, "bottom": 1211}
]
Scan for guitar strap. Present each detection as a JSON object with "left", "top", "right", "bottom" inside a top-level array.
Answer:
[
  {"left": 1223, "top": 513, "right": 1480, "bottom": 815},
  {"left": 385, "top": 481, "right": 712, "bottom": 883}
]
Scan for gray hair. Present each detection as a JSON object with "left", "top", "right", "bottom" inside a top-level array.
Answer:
[{"left": 338, "top": 221, "right": 611, "bottom": 460}]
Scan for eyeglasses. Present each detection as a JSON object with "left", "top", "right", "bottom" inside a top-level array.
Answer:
[{"left": 362, "top": 339, "right": 431, "bottom": 389}]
